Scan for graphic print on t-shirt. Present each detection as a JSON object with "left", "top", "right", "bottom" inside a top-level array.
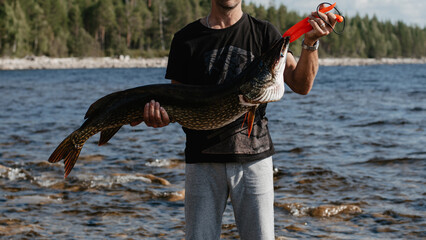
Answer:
[{"left": 204, "top": 46, "right": 255, "bottom": 85}]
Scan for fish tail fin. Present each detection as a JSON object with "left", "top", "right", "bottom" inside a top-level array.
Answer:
[
  {"left": 63, "top": 147, "right": 82, "bottom": 178},
  {"left": 48, "top": 134, "right": 83, "bottom": 178}
]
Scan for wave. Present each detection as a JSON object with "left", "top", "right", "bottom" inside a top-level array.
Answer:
[
  {"left": 349, "top": 119, "right": 410, "bottom": 127},
  {"left": 147, "top": 189, "right": 185, "bottom": 202},
  {"left": 0, "top": 164, "right": 32, "bottom": 181},
  {"left": 409, "top": 107, "right": 425, "bottom": 112},
  {"left": 145, "top": 158, "right": 184, "bottom": 169},
  {"left": 275, "top": 202, "right": 362, "bottom": 217},
  {"left": 0, "top": 163, "right": 171, "bottom": 190},
  {"left": 354, "top": 157, "right": 425, "bottom": 166}
]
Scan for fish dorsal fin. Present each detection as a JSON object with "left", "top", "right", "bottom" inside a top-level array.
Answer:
[
  {"left": 85, "top": 91, "right": 125, "bottom": 119},
  {"left": 99, "top": 127, "right": 122, "bottom": 146}
]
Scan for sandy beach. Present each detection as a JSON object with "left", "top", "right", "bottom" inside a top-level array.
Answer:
[{"left": 0, "top": 56, "right": 425, "bottom": 70}]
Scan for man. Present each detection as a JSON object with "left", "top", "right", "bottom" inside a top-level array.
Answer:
[{"left": 139, "top": 1, "right": 337, "bottom": 239}]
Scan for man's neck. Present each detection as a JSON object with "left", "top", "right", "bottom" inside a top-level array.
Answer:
[{"left": 207, "top": 2, "right": 243, "bottom": 29}]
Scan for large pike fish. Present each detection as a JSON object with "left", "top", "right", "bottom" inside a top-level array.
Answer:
[{"left": 49, "top": 37, "right": 290, "bottom": 178}]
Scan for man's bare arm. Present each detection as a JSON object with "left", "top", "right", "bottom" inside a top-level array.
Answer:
[{"left": 284, "top": 11, "right": 337, "bottom": 95}]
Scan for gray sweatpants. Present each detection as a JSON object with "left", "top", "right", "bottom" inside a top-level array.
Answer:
[{"left": 185, "top": 157, "right": 274, "bottom": 240}]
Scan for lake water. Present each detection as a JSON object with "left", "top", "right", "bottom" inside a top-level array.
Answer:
[{"left": 0, "top": 64, "right": 425, "bottom": 239}]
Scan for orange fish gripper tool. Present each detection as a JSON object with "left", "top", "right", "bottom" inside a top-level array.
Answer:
[{"left": 282, "top": 2, "right": 344, "bottom": 43}]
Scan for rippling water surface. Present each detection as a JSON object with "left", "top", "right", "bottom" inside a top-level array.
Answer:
[{"left": 0, "top": 65, "right": 425, "bottom": 239}]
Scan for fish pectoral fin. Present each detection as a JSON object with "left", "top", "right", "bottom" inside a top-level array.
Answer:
[
  {"left": 247, "top": 107, "right": 256, "bottom": 138},
  {"left": 99, "top": 127, "right": 122, "bottom": 146},
  {"left": 241, "top": 112, "right": 248, "bottom": 128}
]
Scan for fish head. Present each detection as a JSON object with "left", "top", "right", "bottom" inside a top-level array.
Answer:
[{"left": 240, "top": 36, "right": 290, "bottom": 105}]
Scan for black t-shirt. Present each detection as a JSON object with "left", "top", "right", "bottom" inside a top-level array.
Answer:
[{"left": 165, "top": 13, "right": 282, "bottom": 163}]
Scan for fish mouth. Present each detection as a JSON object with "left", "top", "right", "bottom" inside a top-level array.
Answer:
[
  {"left": 239, "top": 37, "right": 290, "bottom": 105},
  {"left": 271, "top": 37, "right": 290, "bottom": 72},
  {"left": 250, "top": 37, "right": 290, "bottom": 104}
]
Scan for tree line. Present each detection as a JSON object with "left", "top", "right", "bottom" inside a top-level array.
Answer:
[{"left": 0, "top": 0, "right": 425, "bottom": 58}]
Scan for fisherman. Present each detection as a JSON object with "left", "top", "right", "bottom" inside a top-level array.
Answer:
[{"left": 141, "top": 0, "right": 337, "bottom": 239}]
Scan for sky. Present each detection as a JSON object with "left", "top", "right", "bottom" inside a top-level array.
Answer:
[{"left": 246, "top": 0, "right": 425, "bottom": 27}]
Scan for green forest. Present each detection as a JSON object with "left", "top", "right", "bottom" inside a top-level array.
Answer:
[{"left": 1, "top": 0, "right": 425, "bottom": 58}]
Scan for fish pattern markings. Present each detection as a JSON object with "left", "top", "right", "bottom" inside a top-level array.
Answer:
[{"left": 48, "top": 37, "right": 290, "bottom": 178}]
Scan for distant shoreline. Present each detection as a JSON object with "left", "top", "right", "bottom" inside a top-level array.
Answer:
[{"left": 0, "top": 56, "right": 425, "bottom": 70}]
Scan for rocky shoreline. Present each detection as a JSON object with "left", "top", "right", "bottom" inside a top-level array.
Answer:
[
  {"left": 318, "top": 57, "right": 426, "bottom": 66},
  {"left": 0, "top": 56, "right": 424, "bottom": 70},
  {"left": 0, "top": 56, "right": 169, "bottom": 70}
]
